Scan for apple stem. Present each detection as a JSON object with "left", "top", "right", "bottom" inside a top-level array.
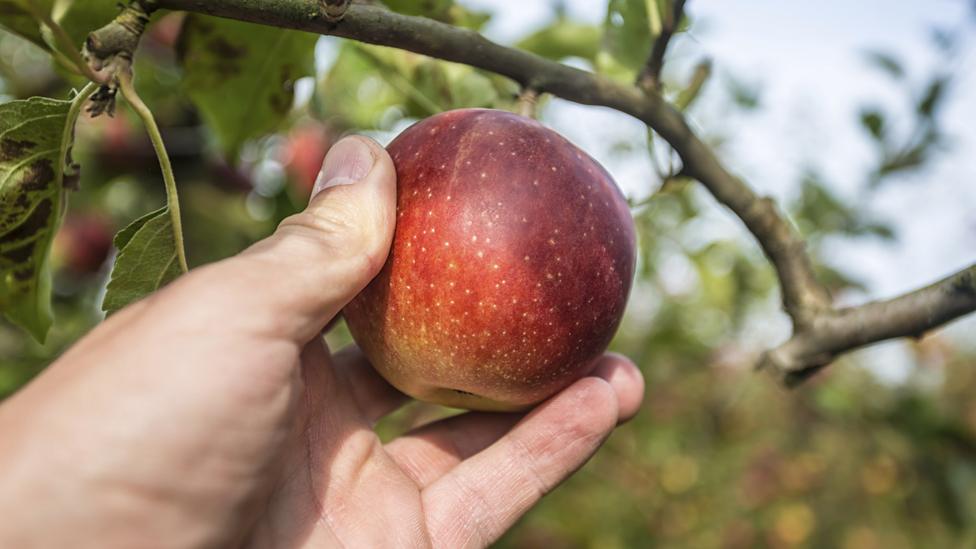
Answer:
[{"left": 516, "top": 88, "right": 539, "bottom": 119}]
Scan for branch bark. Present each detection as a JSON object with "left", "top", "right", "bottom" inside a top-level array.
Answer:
[
  {"left": 637, "top": 0, "right": 687, "bottom": 92},
  {"left": 763, "top": 264, "right": 976, "bottom": 385},
  {"left": 153, "top": 0, "right": 976, "bottom": 382}
]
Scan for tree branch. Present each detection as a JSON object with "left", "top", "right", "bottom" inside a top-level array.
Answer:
[
  {"left": 637, "top": 0, "right": 687, "bottom": 92},
  {"left": 155, "top": 1, "right": 829, "bottom": 316},
  {"left": 516, "top": 87, "right": 539, "bottom": 118},
  {"left": 762, "top": 264, "right": 976, "bottom": 385},
  {"left": 152, "top": 0, "right": 975, "bottom": 381}
]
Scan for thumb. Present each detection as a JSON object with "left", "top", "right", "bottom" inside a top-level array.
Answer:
[{"left": 227, "top": 135, "right": 397, "bottom": 342}]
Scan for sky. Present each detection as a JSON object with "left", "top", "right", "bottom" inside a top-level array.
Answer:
[{"left": 456, "top": 0, "right": 976, "bottom": 381}]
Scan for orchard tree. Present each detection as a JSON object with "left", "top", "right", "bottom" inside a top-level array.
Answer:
[
  {"left": 1, "top": 0, "right": 971, "bottom": 379},
  {"left": 1, "top": 0, "right": 976, "bottom": 546}
]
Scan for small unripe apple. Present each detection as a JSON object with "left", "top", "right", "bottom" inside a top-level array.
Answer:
[{"left": 344, "top": 109, "right": 636, "bottom": 411}]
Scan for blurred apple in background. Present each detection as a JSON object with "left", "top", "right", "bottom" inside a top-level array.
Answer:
[
  {"left": 280, "top": 120, "right": 336, "bottom": 198},
  {"left": 53, "top": 214, "right": 115, "bottom": 276}
]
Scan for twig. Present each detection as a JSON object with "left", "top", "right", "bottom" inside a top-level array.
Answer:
[
  {"left": 151, "top": 0, "right": 976, "bottom": 380},
  {"left": 637, "top": 0, "right": 688, "bottom": 92},
  {"left": 762, "top": 264, "right": 976, "bottom": 385},
  {"left": 58, "top": 83, "right": 100, "bottom": 189},
  {"left": 516, "top": 88, "right": 539, "bottom": 118},
  {"left": 118, "top": 73, "right": 190, "bottom": 273}
]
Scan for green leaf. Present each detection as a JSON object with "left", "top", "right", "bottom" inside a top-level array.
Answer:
[
  {"left": 674, "top": 59, "right": 711, "bottom": 111},
  {"left": 0, "top": 95, "right": 72, "bottom": 342},
  {"left": 447, "top": 5, "right": 490, "bottom": 30},
  {"left": 177, "top": 15, "right": 317, "bottom": 158},
  {"left": 598, "top": 0, "right": 653, "bottom": 78},
  {"left": 384, "top": 0, "right": 454, "bottom": 19},
  {"left": 0, "top": 0, "right": 55, "bottom": 52},
  {"left": 792, "top": 171, "right": 894, "bottom": 241},
  {"left": 52, "top": 0, "right": 119, "bottom": 51},
  {"left": 917, "top": 76, "right": 948, "bottom": 118},
  {"left": 317, "top": 43, "right": 408, "bottom": 129},
  {"left": 102, "top": 207, "right": 182, "bottom": 314},
  {"left": 859, "top": 108, "right": 885, "bottom": 141},
  {"left": 316, "top": 44, "right": 505, "bottom": 129},
  {"left": 726, "top": 74, "right": 761, "bottom": 110},
  {"left": 517, "top": 19, "right": 601, "bottom": 63},
  {"left": 381, "top": 0, "right": 489, "bottom": 29},
  {"left": 864, "top": 50, "right": 904, "bottom": 80}
]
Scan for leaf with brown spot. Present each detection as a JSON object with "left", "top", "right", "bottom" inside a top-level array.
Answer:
[
  {"left": 0, "top": 95, "right": 72, "bottom": 342},
  {"left": 0, "top": 138, "right": 36, "bottom": 161},
  {"left": 176, "top": 14, "right": 316, "bottom": 158}
]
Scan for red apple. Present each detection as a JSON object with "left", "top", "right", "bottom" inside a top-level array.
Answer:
[
  {"left": 281, "top": 121, "right": 335, "bottom": 198},
  {"left": 344, "top": 109, "right": 636, "bottom": 411},
  {"left": 53, "top": 214, "right": 114, "bottom": 275}
]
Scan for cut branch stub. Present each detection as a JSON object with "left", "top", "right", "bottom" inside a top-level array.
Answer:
[
  {"left": 516, "top": 88, "right": 540, "bottom": 118},
  {"left": 321, "top": 0, "right": 351, "bottom": 22},
  {"left": 83, "top": 0, "right": 157, "bottom": 116}
]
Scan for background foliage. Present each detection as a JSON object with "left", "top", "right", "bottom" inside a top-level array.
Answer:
[{"left": 1, "top": 1, "right": 975, "bottom": 547}]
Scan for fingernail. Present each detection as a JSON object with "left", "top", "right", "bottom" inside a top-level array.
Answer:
[{"left": 311, "top": 137, "right": 375, "bottom": 198}]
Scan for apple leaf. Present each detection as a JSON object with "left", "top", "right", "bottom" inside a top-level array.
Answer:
[
  {"left": 102, "top": 207, "right": 182, "bottom": 314},
  {"left": 0, "top": 95, "right": 72, "bottom": 342},
  {"left": 383, "top": 0, "right": 454, "bottom": 19},
  {"left": 517, "top": 19, "right": 602, "bottom": 64},
  {"left": 317, "top": 44, "right": 506, "bottom": 129},
  {"left": 317, "top": 43, "right": 412, "bottom": 129},
  {"left": 598, "top": 0, "right": 654, "bottom": 78},
  {"left": 0, "top": 0, "right": 55, "bottom": 52},
  {"left": 176, "top": 15, "right": 316, "bottom": 159},
  {"left": 52, "top": 0, "right": 120, "bottom": 51}
]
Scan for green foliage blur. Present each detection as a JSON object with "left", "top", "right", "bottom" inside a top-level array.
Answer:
[{"left": 1, "top": 1, "right": 975, "bottom": 547}]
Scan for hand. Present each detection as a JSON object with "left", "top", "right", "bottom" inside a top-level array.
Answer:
[{"left": 0, "top": 136, "right": 645, "bottom": 548}]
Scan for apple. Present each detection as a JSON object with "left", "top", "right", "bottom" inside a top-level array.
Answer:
[
  {"left": 53, "top": 214, "right": 114, "bottom": 275},
  {"left": 281, "top": 121, "right": 335, "bottom": 199},
  {"left": 344, "top": 109, "right": 636, "bottom": 411}
]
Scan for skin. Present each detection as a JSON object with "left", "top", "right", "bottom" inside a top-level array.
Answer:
[
  {"left": 346, "top": 109, "right": 636, "bottom": 411},
  {"left": 0, "top": 136, "right": 645, "bottom": 548}
]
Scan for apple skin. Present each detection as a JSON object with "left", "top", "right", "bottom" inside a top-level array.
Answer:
[{"left": 344, "top": 109, "right": 636, "bottom": 411}]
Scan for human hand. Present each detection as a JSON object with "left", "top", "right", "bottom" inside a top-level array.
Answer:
[{"left": 0, "top": 136, "right": 645, "bottom": 548}]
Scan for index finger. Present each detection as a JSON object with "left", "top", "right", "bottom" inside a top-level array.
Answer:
[{"left": 420, "top": 375, "right": 623, "bottom": 548}]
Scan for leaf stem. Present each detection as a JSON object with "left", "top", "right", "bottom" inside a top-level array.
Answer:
[
  {"left": 58, "top": 83, "right": 99, "bottom": 188},
  {"left": 118, "top": 73, "right": 189, "bottom": 273},
  {"left": 647, "top": 0, "right": 663, "bottom": 37}
]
